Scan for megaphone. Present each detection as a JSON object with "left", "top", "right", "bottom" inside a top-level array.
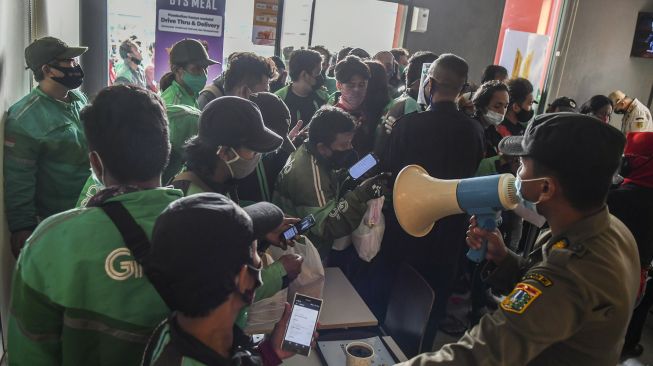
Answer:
[{"left": 393, "top": 165, "right": 519, "bottom": 262}]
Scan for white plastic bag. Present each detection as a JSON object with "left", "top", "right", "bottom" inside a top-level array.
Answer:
[
  {"left": 245, "top": 288, "right": 288, "bottom": 331},
  {"left": 270, "top": 236, "right": 325, "bottom": 301},
  {"left": 351, "top": 196, "right": 385, "bottom": 262}
]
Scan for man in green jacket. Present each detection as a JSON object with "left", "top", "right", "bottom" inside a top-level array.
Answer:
[
  {"left": 275, "top": 49, "right": 329, "bottom": 130},
  {"left": 160, "top": 39, "right": 219, "bottom": 109},
  {"left": 273, "top": 106, "right": 388, "bottom": 262},
  {"left": 113, "top": 39, "right": 146, "bottom": 88},
  {"left": 4, "top": 36, "right": 90, "bottom": 257},
  {"left": 75, "top": 103, "right": 200, "bottom": 207},
  {"left": 170, "top": 96, "right": 303, "bottom": 328},
  {"left": 8, "top": 85, "right": 180, "bottom": 366}
]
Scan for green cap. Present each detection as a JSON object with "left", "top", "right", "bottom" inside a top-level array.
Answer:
[
  {"left": 25, "top": 37, "right": 88, "bottom": 71},
  {"left": 169, "top": 39, "right": 219, "bottom": 67}
]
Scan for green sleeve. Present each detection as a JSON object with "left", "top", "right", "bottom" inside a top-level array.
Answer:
[
  {"left": 8, "top": 257, "right": 63, "bottom": 365},
  {"left": 274, "top": 188, "right": 368, "bottom": 256},
  {"left": 256, "top": 262, "right": 286, "bottom": 301},
  {"left": 4, "top": 118, "right": 40, "bottom": 232}
]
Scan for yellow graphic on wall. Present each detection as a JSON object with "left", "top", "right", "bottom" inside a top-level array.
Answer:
[{"left": 511, "top": 49, "right": 535, "bottom": 80}]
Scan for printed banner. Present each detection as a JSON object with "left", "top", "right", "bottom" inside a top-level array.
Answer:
[
  {"left": 252, "top": 0, "right": 279, "bottom": 46},
  {"left": 155, "top": 0, "right": 225, "bottom": 83}
]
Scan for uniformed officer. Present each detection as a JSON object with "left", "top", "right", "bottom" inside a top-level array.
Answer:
[
  {"left": 4, "top": 36, "right": 89, "bottom": 257},
  {"left": 609, "top": 90, "right": 653, "bottom": 134},
  {"left": 398, "top": 113, "right": 640, "bottom": 366}
]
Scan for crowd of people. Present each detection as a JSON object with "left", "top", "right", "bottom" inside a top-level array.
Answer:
[{"left": 4, "top": 35, "right": 653, "bottom": 366}]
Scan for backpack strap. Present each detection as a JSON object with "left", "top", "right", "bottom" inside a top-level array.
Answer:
[{"left": 101, "top": 201, "right": 150, "bottom": 264}]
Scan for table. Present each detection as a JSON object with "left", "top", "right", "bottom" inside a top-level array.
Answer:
[
  {"left": 246, "top": 267, "right": 378, "bottom": 334},
  {"left": 282, "top": 336, "right": 408, "bottom": 365}
]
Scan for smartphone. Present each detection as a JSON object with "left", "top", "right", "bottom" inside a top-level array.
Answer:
[
  {"left": 348, "top": 153, "right": 379, "bottom": 180},
  {"left": 281, "top": 293, "right": 323, "bottom": 356},
  {"left": 282, "top": 214, "right": 316, "bottom": 241}
]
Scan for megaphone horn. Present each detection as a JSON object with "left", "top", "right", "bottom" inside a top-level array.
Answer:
[
  {"left": 393, "top": 165, "right": 464, "bottom": 237},
  {"left": 393, "top": 165, "right": 519, "bottom": 242}
]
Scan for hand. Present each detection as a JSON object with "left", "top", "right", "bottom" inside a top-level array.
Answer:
[
  {"left": 278, "top": 254, "right": 303, "bottom": 280},
  {"left": 289, "top": 120, "right": 309, "bottom": 144},
  {"left": 265, "top": 217, "right": 300, "bottom": 249},
  {"left": 357, "top": 172, "right": 391, "bottom": 200},
  {"left": 465, "top": 216, "right": 508, "bottom": 263},
  {"left": 382, "top": 116, "right": 397, "bottom": 135},
  {"left": 11, "top": 230, "right": 32, "bottom": 259},
  {"left": 271, "top": 303, "right": 320, "bottom": 360}
]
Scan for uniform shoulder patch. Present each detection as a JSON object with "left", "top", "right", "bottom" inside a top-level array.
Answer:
[
  {"left": 523, "top": 272, "right": 553, "bottom": 287},
  {"left": 501, "top": 283, "right": 542, "bottom": 314}
]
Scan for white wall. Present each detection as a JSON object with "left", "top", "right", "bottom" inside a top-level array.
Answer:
[
  {"left": 35, "top": 0, "right": 81, "bottom": 43},
  {"left": 549, "top": 0, "right": 653, "bottom": 113},
  {"left": 0, "top": 0, "right": 30, "bottom": 347},
  {"left": 311, "top": 0, "right": 398, "bottom": 56}
]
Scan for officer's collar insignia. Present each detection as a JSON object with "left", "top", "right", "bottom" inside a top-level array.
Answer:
[
  {"left": 501, "top": 283, "right": 541, "bottom": 314},
  {"left": 523, "top": 272, "right": 552, "bottom": 287}
]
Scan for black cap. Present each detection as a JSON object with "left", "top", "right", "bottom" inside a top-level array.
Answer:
[
  {"left": 169, "top": 39, "right": 219, "bottom": 67},
  {"left": 249, "top": 92, "right": 295, "bottom": 153},
  {"left": 198, "top": 96, "right": 283, "bottom": 153},
  {"left": 499, "top": 113, "right": 625, "bottom": 174},
  {"left": 25, "top": 37, "right": 87, "bottom": 71},
  {"left": 145, "top": 193, "right": 283, "bottom": 313},
  {"left": 548, "top": 96, "right": 577, "bottom": 112}
]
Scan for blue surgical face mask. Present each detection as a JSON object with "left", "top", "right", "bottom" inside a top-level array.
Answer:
[{"left": 515, "top": 170, "right": 549, "bottom": 213}]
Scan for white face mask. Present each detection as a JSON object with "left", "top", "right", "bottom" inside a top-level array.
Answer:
[
  {"left": 224, "top": 148, "right": 261, "bottom": 179},
  {"left": 484, "top": 110, "right": 505, "bottom": 126}
]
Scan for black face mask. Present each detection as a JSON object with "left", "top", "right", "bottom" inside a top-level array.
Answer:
[
  {"left": 49, "top": 64, "right": 84, "bottom": 89},
  {"left": 329, "top": 148, "right": 358, "bottom": 170},
  {"left": 312, "top": 74, "right": 325, "bottom": 91},
  {"left": 614, "top": 109, "right": 626, "bottom": 115},
  {"left": 131, "top": 57, "right": 142, "bottom": 66},
  {"left": 516, "top": 108, "right": 534, "bottom": 123}
]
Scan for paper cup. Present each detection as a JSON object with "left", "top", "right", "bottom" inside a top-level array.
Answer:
[{"left": 345, "top": 341, "right": 374, "bottom": 366}]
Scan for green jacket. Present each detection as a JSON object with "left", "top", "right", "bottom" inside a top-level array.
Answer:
[
  {"left": 114, "top": 60, "right": 146, "bottom": 89},
  {"left": 3, "top": 87, "right": 89, "bottom": 232},
  {"left": 161, "top": 80, "right": 198, "bottom": 109},
  {"left": 324, "top": 76, "right": 337, "bottom": 95},
  {"left": 164, "top": 104, "right": 200, "bottom": 183},
  {"left": 8, "top": 188, "right": 183, "bottom": 366},
  {"left": 272, "top": 145, "right": 368, "bottom": 257},
  {"left": 169, "top": 170, "right": 287, "bottom": 329}
]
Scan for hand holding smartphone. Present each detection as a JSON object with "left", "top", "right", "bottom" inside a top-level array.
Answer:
[
  {"left": 348, "top": 153, "right": 379, "bottom": 180},
  {"left": 282, "top": 214, "right": 316, "bottom": 241},
  {"left": 281, "top": 294, "right": 323, "bottom": 356}
]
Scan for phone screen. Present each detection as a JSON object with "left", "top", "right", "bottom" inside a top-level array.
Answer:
[
  {"left": 348, "top": 153, "right": 378, "bottom": 180},
  {"left": 282, "top": 294, "right": 322, "bottom": 356},
  {"left": 282, "top": 215, "right": 316, "bottom": 241},
  {"left": 283, "top": 226, "right": 299, "bottom": 241}
]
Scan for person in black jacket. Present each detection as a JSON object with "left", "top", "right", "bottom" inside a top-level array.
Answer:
[
  {"left": 381, "top": 53, "right": 485, "bottom": 350},
  {"left": 607, "top": 131, "right": 653, "bottom": 360}
]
